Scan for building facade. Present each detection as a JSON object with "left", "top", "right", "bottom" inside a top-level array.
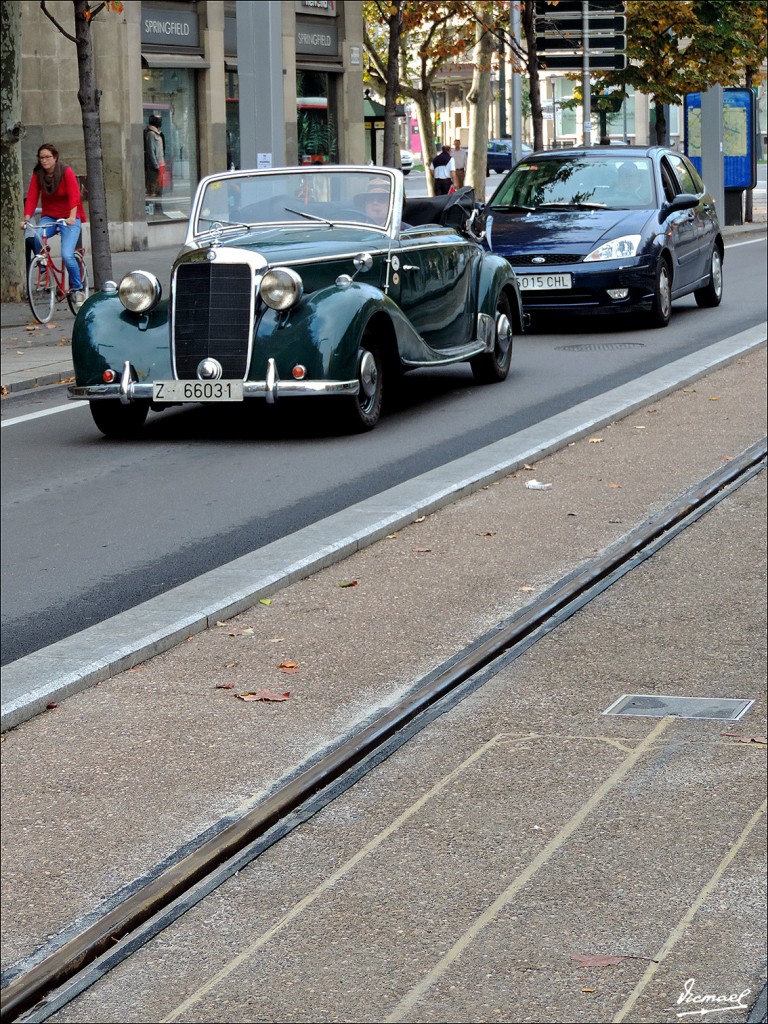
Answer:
[{"left": 18, "top": 0, "right": 365, "bottom": 252}]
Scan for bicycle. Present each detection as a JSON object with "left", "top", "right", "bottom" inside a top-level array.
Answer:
[{"left": 24, "top": 219, "right": 90, "bottom": 324}]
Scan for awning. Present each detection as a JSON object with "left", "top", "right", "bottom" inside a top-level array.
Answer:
[{"left": 141, "top": 52, "right": 209, "bottom": 69}]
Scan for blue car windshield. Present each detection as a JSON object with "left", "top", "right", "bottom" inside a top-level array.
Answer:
[{"left": 489, "top": 156, "right": 656, "bottom": 211}]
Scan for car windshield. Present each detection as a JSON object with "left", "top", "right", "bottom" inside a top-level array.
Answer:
[
  {"left": 489, "top": 156, "right": 656, "bottom": 211},
  {"left": 194, "top": 169, "right": 395, "bottom": 234}
]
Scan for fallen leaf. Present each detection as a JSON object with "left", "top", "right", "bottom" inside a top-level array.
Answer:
[
  {"left": 582, "top": 988, "right": 596, "bottom": 994},
  {"left": 338, "top": 580, "right": 358, "bottom": 588},
  {"left": 259, "top": 598, "right": 271, "bottom": 606},
  {"left": 518, "top": 585, "right": 535, "bottom": 592},
  {"left": 608, "top": 483, "right": 621, "bottom": 489},
  {"left": 588, "top": 437, "right": 604, "bottom": 444},
  {"left": 567, "top": 442, "right": 576, "bottom": 447},
  {"left": 46, "top": 702, "right": 59, "bottom": 710},
  {"left": 224, "top": 662, "right": 238, "bottom": 669},
  {"left": 523, "top": 463, "right": 535, "bottom": 470},
  {"left": 477, "top": 531, "right": 496, "bottom": 537},
  {"left": 277, "top": 660, "right": 299, "bottom": 673},
  {"left": 413, "top": 547, "right": 432, "bottom": 553},
  {"left": 216, "top": 621, "right": 228, "bottom": 627},
  {"left": 570, "top": 954, "right": 627, "bottom": 968},
  {"left": 386, "top": 532, "right": 399, "bottom": 539},
  {"left": 633, "top": 425, "right": 646, "bottom": 430},
  {"left": 268, "top": 637, "right": 285, "bottom": 643},
  {"left": 228, "top": 627, "right": 255, "bottom": 636},
  {"left": 709, "top": 396, "right": 720, "bottom": 401},
  {"left": 721, "top": 733, "right": 767, "bottom": 746},
  {"left": 414, "top": 515, "right": 427, "bottom": 523},
  {"left": 215, "top": 683, "right": 234, "bottom": 690},
  {"left": 236, "top": 689, "right": 291, "bottom": 702}
]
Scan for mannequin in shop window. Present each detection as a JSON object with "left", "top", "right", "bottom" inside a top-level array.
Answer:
[{"left": 144, "top": 114, "right": 166, "bottom": 205}]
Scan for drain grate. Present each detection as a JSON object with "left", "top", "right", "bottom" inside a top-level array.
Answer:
[
  {"left": 555, "top": 342, "right": 646, "bottom": 352},
  {"left": 603, "top": 693, "right": 754, "bottom": 721}
]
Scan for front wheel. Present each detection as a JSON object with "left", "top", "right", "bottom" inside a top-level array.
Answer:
[
  {"left": 338, "top": 334, "right": 383, "bottom": 432},
  {"left": 89, "top": 401, "right": 149, "bottom": 439},
  {"left": 694, "top": 246, "right": 723, "bottom": 308},
  {"left": 27, "top": 255, "right": 55, "bottom": 324},
  {"left": 67, "top": 252, "right": 90, "bottom": 314},
  {"left": 471, "top": 292, "right": 514, "bottom": 383},
  {"left": 648, "top": 258, "right": 672, "bottom": 328}
]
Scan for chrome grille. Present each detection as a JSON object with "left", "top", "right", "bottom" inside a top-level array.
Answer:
[
  {"left": 507, "top": 254, "right": 582, "bottom": 266},
  {"left": 173, "top": 263, "right": 253, "bottom": 379}
]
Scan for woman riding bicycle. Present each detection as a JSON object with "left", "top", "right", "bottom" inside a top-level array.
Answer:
[{"left": 20, "top": 143, "right": 86, "bottom": 309}]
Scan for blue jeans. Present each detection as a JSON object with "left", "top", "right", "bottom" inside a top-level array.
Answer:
[{"left": 34, "top": 217, "right": 83, "bottom": 291}]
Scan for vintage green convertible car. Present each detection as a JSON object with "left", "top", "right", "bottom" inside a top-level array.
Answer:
[{"left": 69, "top": 166, "right": 523, "bottom": 436}]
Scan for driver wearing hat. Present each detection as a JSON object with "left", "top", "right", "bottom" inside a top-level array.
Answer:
[{"left": 356, "top": 178, "right": 392, "bottom": 225}]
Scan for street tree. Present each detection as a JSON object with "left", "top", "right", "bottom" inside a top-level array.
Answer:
[
  {"left": 1, "top": 1, "right": 25, "bottom": 302},
  {"left": 364, "top": 1, "right": 476, "bottom": 195},
  {"left": 465, "top": 3, "right": 496, "bottom": 201},
  {"left": 39, "top": 0, "right": 124, "bottom": 291}
]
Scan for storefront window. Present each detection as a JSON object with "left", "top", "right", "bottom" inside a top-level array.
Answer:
[
  {"left": 142, "top": 67, "right": 198, "bottom": 222},
  {"left": 296, "top": 70, "right": 338, "bottom": 165}
]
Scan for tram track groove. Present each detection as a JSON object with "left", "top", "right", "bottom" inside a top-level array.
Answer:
[{"left": 1, "top": 437, "right": 765, "bottom": 1024}]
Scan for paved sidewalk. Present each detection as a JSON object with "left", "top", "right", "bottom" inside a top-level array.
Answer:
[{"left": 1, "top": 221, "right": 766, "bottom": 396}]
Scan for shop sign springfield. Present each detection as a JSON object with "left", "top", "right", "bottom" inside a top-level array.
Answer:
[
  {"left": 295, "top": 17, "right": 339, "bottom": 56},
  {"left": 141, "top": 6, "right": 200, "bottom": 47}
]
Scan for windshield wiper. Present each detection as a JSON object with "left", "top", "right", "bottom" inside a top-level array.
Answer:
[
  {"left": 490, "top": 203, "right": 535, "bottom": 212},
  {"left": 536, "top": 201, "right": 607, "bottom": 210},
  {"left": 284, "top": 206, "right": 333, "bottom": 226}
]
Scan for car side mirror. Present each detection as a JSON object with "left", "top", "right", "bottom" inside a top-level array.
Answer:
[{"left": 661, "top": 193, "right": 699, "bottom": 219}]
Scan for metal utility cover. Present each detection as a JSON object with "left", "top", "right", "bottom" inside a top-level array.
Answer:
[{"left": 603, "top": 694, "right": 754, "bottom": 721}]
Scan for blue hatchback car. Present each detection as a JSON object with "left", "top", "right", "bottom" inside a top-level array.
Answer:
[{"left": 483, "top": 146, "right": 724, "bottom": 327}]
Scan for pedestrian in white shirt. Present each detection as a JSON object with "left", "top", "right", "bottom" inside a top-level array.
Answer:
[
  {"left": 430, "top": 145, "right": 456, "bottom": 195},
  {"left": 451, "top": 139, "right": 467, "bottom": 188}
]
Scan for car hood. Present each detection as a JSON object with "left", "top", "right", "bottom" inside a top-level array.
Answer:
[
  {"left": 486, "top": 208, "right": 653, "bottom": 255},
  {"left": 181, "top": 224, "right": 387, "bottom": 267}
]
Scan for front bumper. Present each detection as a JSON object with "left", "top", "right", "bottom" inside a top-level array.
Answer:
[
  {"left": 68, "top": 359, "right": 360, "bottom": 405},
  {"left": 516, "top": 258, "right": 657, "bottom": 315}
]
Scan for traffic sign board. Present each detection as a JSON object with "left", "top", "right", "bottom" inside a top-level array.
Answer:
[
  {"left": 537, "top": 52, "right": 627, "bottom": 70},
  {"left": 535, "top": 15, "right": 626, "bottom": 33},
  {"left": 536, "top": 34, "right": 627, "bottom": 51},
  {"left": 535, "top": 0, "right": 624, "bottom": 14}
]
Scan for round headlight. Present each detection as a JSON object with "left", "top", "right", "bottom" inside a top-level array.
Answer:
[
  {"left": 118, "top": 271, "right": 162, "bottom": 313},
  {"left": 260, "top": 267, "right": 303, "bottom": 311}
]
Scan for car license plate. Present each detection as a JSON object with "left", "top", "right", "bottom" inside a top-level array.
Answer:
[
  {"left": 517, "top": 273, "right": 573, "bottom": 291},
  {"left": 153, "top": 380, "right": 244, "bottom": 402}
]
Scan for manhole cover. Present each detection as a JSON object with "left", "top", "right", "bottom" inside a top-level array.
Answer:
[
  {"left": 555, "top": 342, "right": 646, "bottom": 352},
  {"left": 603, "top": 694, "right": 754, "bottom": 721}
]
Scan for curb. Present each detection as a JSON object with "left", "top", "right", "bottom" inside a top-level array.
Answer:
[{"left": 2, "top": 322, "right": 765, "bottom": 732}]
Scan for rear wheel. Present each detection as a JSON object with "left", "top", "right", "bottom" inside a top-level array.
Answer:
[
  {"left": 89, "top": 400, "right": 149, "bottom": 439},
  {"left": 27, "top": 255, "right": 55, "bottom": 324},
  {"left": 66, "top": 252, "right": 90, "bottom": 314},
  {"left": 648, "top": 258, "right": 672, "bottom": 328},
  {"left": 471, "top": 292, "right": 514, "bottom": 383},
  {"left": 694, "top": 246, "right": 723, "bottom": 308},
  {"left": 339, "top": 332, "right": 383, "bottom": 432}
]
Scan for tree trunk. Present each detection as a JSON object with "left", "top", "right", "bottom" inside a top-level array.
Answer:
[
  {"left": 654, "top": 97, "right": 667, "bottom": 145},
  {"left": 412, "top": 91, "right": 435, "bottom": 196},
  {"left": 73, "top": 0, "right": 112, "bottom": 289},
  {"left": 467, "top": 9, "right": 494, "bottom": 203},
  {"left": 744, "top": 67, "right": 754, "bottom": 222},
  {"left": 383, "top": 1, "right": 403, "bottom": 168},
  {"left": 522, "top": 0, "right": 545, "bottom": 152},
  {"left": 0, "top": 1, "right": 26, "bottom": 302}
]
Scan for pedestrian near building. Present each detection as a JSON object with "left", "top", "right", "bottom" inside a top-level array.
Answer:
[
  {"left": 430, "top": 144, "right": 456, "bottom": 196},
  {"left": 452, "top": 139, "right": 467, "bottom": 188},
  {"left": 20, "top": 142, "right": 86, "bottom": 309}
]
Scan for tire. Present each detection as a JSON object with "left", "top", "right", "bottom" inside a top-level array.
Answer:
[
  {"left": 694, "top": 246, "right": 723, "bottom": 308},
  {"left": 339, "top": 333, "right": 383, "bottom": 432},
  {"left": 89, "top": 400, "right": 149, "bottom": 439},
  {"left": 648, "top": 258, "right": 672, "bottom": 328},
  {"left": 470, "top": 291, "right": 514, "bottom": 383},
  {"left": 27, "top": 255, "right": 55, "bottom": 324},
  {"left": 67, "top": 252, "right": 90, "bottom": 314}
]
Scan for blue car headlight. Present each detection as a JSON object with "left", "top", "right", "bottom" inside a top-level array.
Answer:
[{"left": 583, "top": 235, "right": 642, "bottom": 262}]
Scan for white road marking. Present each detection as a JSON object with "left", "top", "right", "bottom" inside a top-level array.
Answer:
[{"left": 0, "top": 402, "right": 82, "bottom": 428}]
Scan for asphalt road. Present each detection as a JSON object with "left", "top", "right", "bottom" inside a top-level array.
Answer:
[{"left": 1, "top": 235, "right": 765, "bottom": 666}]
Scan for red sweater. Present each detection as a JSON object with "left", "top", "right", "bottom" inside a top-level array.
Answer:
[{"left": 24, "top": 165, "right": 86, "bottom": 222}]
